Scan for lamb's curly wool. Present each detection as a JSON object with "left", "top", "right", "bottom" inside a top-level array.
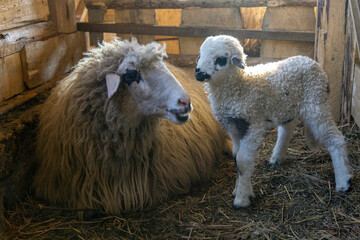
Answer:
[
  {"left": 34, "top": 38, "right": 227, "bottom": 215},
  {"left": 195, "top": 35, "right": 352, "bottom": 209}
]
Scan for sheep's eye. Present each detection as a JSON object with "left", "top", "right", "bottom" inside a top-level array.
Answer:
[
  {"left": 122, "top": 69, "right": 142, "bottom": 86},
  {"left": 215, "top": 57, "right": 227, "bottom": 66},
  {"left": 196, "top": 55, "right": 200, "bottom": 63}
]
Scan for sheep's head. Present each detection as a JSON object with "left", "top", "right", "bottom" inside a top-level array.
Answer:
[
  {"left": 195, "top": 35, "right": 247, "bottom": 82},
  {"left": 106, "top": 39, "right": 192, "bottom": 125}
]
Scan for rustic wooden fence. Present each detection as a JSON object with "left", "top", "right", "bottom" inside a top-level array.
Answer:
[{"left": 79, "top": 0, "right": 317, "bottom": 46}]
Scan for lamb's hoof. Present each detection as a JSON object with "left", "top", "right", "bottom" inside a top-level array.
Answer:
[
  {"left": 336, "top": 179, "right": 352, "bottom": 193},
  {"left": 233, "top": 195, "right": 254, "bottom": 209}
]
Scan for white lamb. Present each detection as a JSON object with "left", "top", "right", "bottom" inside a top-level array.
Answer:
[{"left": 195, "top": 35, "right": 352, "bottom": 209}]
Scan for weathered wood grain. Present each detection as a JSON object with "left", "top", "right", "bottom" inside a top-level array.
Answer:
[
  {"left": 77, "top": 23, "right": 316, "bottom": 42},
  {"left": 341, "top": 2, "right": 356, "bottom": 123},
  {"left": 25, "top": 32, "right": 85, "bottom": 88},
  {"left": 84, "top": 0, "right": 317, "bottom": 9},
  {"left": 115, "top": 8, "right": 156, "bottom": 44},
  {"left": 0, "top": 0, "right": 49, "bottom": 31},
  {"left": 260, "top": 6, "right": 315, "bottom": 59},
  {"left": 0, "top": 22, "right": 57, "bottom": 57},
  {"left": 48, "top": 0, "right": 77, "bottom": 33},
  {"left": 0, "top": 53, "right": 26, "bottom": 101},
  {"left": 88, "top": 8, "right": 106, "bottom": 45},
  {"left": 352, "top": 64, "right": 360, "bottom": 127},
  {"left": 315, "top": 0, "right": 347, "bottom": 121}
]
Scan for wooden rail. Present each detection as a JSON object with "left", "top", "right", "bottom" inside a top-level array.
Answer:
[
  {"left": 77, "top": 22, "right": 315, "bottom": 42},
  {"left": 84, "top": 0, "right": 317, "bottom": 9},
  {"left": 350, "top": 0, "right": 360, "bottom": 57}
]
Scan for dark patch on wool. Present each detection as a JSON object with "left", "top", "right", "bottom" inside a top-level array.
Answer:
[{"left": 227, "top": 117, "right": 250, "bottom": 140}]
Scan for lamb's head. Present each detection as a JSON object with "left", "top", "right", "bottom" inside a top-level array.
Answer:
[
  {"left": 195, "top": 35, "right": 247, "bottom": 82},
  {"left": 106, "top": 39, "right": 192, "bottom": 125}
]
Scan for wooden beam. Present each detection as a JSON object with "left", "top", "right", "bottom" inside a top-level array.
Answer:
[
  {"left": 77, "top": 23, "right": 315, "bottom": 42},
  {"left": 314, "top": 0, "right": 347, "bottom": 121},
  {"left": 25, "top": 32, "right": 85, "bottom": 89},
  {"left": 341, "top": 2, "right": 356, "bottom": 123},
  {"left": 349, "top": 0, "right": 360, "bottom": 57},
  {"left": 0, "top": 22, "right": 57, "bottom": 57},
  {"left": 84, "top": 0, "right": 317, "bottom": 9},
  {"left": 48, "top": 0, "right": 77, "bottom": 34},
  {"left": 0, "top": 75, "right": 63, "bottom": 116},
  {"left": 0, "top": 0, "right": 49, "bottom": 31},
  {"left": 0, "top": 52, "right": 26, "bottom": 101},
  {"left": 88, "top": 8, "right": 106, "bottom": 45}
]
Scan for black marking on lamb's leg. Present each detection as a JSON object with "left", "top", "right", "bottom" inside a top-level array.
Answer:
[
  {"left": 326, "top": 84, "right": 330, "bottom": 94},
  {"left": 227, "top": 117, "right": 250, "bottom": 139},
  {"left": 282, "top": 118, "right": 294, "bottom": 125}
]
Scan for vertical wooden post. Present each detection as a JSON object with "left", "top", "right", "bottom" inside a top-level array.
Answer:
[
  {"left": 341, "top": 2, "right": 356, "bottom": 123},
  {"left": 48, "top": 0, "right": 77, "bottom": 34},
  {"left": 88, "top": 7, "right": 106, "bottom": 45},
  {"left": 314, "top": 0, "right": 347, "bottom": 121},
  {"left": 115, "top": 9, "right": 156, "bottom": 44}
]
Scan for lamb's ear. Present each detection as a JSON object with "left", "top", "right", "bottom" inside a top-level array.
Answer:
[
  {"left": 106, "top": 73, "right": 121, "bottom": 99},
  {"left": 231, "top": 56, "right": 245, "bottom": 69}
]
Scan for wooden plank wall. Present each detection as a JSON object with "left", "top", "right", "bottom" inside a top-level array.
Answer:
[
  {"left": 0, "top": 0, "right": 49, "bottom": 30},
  {"left": 0, "top": 0, "right": 86, "bottom": 107},
  {"left": 342, "top": 0, "right": 360, "bottom": 126},
  {"left": 315, "top": 0, "right": 347, "bottom": 122}
]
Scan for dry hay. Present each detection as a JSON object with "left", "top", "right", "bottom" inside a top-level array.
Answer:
[{"left": 3, "top": 122, "right": 360, "bottom": 240}]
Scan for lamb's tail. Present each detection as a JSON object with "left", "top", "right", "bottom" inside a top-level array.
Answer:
[{"left": 304, "top": 126, "right": 321, "bottom": 151}]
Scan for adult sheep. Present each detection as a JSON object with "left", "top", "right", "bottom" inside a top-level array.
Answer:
[
  {"left": 34, "top": 38, "right": 227, "bottom": 215},
  {"left": 195, "top": 35, "right": 352, "bottom": 209}
]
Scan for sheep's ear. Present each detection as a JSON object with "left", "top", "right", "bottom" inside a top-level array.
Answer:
[
  {"left": 231, "top": 56, "right": 245, "bottom": 69},
  {"left": 106, "top": 73, "right": 121, "bottom": 99}
]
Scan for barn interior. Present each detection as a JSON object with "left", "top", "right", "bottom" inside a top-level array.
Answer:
[{"left": 1, "top": 0, "right": 360, "bottom": 239}]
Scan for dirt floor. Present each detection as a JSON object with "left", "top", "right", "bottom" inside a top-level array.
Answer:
[{"left": 3, "top": 121, "right": 360, "bottom": 239}]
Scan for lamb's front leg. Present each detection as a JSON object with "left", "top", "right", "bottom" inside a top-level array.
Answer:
[
  {"left": 228, "top": 132, "right": 241, "bottom": 197},
  {"left": 233, "top": 130, "right": 264, "bottom": 209}
]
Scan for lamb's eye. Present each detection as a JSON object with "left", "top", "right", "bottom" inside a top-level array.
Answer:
[
  {"left": 215, "top": 57, "right": 227, "bottom": 66},
  {"left": 196, "top": 55, "right": 200, "bottom": 63}
]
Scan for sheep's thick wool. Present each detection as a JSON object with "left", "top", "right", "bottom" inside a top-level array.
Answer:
[{"left": 34, "top": 38, "right": 227, "bottom": 215}]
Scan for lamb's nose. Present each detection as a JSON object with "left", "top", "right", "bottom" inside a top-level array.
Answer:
[
  {"left": 195, "top": 71, "right": 211, "bottom": 82},
  {"left": 195, "top": 68, "right": 200, "bottom": 73}
]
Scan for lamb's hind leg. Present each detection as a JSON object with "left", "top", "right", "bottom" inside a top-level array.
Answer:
[
  {"left": 269, "top": 120, "right": 297, "bottom": 168},
  {"left": 305, "top": 115, "right": 352, "bottom": 192},
  {"left": 233, "top": 127, "right": 264, "bottom": 209}
]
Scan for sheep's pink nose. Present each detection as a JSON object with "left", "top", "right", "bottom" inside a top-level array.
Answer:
[{"left": 178, "top": 98, "right": 190, "bottom": 107}]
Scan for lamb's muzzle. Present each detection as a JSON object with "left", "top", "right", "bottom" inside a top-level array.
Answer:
[{"left": 195, "top": 68, "right": 211, "bottom": 82}]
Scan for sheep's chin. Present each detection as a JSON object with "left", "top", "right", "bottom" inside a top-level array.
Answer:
[{"left": 165, "top": 112, "right": 190, "bottom": 125}]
